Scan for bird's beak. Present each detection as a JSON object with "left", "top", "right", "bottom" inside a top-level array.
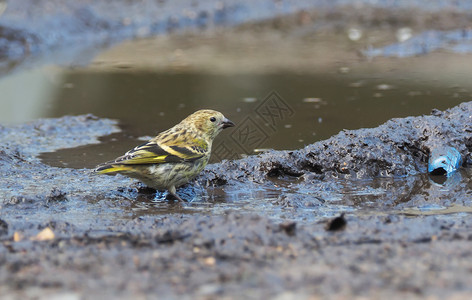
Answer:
[{"left": 221, "top": 118, "right": 235, "bottom": 129}]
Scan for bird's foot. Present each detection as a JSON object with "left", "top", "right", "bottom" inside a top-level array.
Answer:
[{"left": 152, "top": 191, "right": 168, "bottom": 202}]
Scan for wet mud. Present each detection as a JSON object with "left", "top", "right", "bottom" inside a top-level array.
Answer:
[
  {"left": 1, "top": 103, "right": 472, "bottom": 298},
  {"left": 200, "top": 102, "right": 472, "bottom": 184}
]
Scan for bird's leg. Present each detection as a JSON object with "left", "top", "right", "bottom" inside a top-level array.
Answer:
[{"left": 168, "top": 186, "right": 185, "bottom": 202}]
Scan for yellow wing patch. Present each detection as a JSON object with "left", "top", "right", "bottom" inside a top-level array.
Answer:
[
  {"left": 119, "top": 152, "right": 168, "bottom": 164},
  {"left": 96, "top": 164, "right": 133, "bottom": 174}
]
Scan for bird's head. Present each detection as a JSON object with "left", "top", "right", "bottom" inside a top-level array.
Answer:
[{"left": 183, "top": 109, "right": 235, "bottom": 140}]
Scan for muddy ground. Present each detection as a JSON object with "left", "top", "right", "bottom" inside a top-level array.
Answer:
[{"left": 2, "top": 0, "right": 472, "bottom": 299}]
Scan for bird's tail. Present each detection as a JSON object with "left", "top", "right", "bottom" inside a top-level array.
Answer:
[{"left": 95, "top": 163, "right": 133, "bottom": 174}]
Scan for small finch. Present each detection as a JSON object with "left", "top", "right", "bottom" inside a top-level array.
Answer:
[{"left": 95, "top": 109, "right": 235, "bottom": 201}]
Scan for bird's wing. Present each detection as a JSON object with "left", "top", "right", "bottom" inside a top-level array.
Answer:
[{"left": 111, "top": 137, "right": 208, "bottom": 165}]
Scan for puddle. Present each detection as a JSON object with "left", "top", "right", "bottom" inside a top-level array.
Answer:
[{"left": 33, "top": 59, "right": 469, "bottom": 168}]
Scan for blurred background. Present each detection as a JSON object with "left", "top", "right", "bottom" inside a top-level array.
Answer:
[{"left": 0, "top": 0, "right": 472, "bottom": 167}]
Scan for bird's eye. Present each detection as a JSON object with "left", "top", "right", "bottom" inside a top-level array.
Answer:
[{"left": 210, "top": 117, "right": 216, "bottom": 122}]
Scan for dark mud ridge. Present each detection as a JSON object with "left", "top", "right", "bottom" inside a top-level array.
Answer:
[
  {"left": 200, "top": 101, "right": 472, "bottom": 185},
  {"left": 1, "top": 103, "right": 472, "bottom": 298}
]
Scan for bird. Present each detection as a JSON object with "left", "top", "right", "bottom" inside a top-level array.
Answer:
[{"left": 95, "top": 109, "right": 235, "bottom": 201}]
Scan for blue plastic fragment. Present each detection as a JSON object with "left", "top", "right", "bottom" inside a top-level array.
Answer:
[
  {"left": 429, "top": 169, "right": 462, "bottom": 188},
  {"left": 428, "top": 146, "right": 462, "bottom": 177}
]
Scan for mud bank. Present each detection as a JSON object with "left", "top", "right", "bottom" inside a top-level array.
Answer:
[
  {"left": 0, "top": 114, "right": 133, "bottom": 203},
  {"left": 1, "top": 103, "right": 472, "bottom": 298},
  {"left": 3, "top": 0, "right": 472, "bottom": 75},
  {"left": 0, "top": 0, "right": 324, "bottom": 73},
  {"left": 200, "top": 101, "right": 472, "bottom": 184}
]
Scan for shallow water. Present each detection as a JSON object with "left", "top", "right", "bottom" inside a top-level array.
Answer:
[{"left": 108, "top": 169, "right": 472, "bottom": 222}]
